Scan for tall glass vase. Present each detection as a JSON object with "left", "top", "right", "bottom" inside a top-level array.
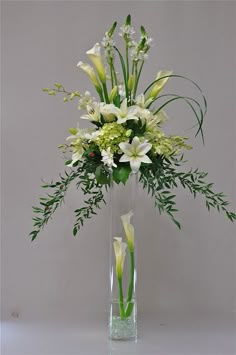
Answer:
[{"left": 109, "top": 173, "right": 138, "bottom": 340}]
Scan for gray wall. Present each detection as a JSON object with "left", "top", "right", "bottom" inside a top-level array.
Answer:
[{"left": 1, "top": 1, "right": 236, "bottom": 323}]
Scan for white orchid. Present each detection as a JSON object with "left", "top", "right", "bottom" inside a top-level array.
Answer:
[
  {"left": 110, "top": 98, "right": 139, "bottom": 124},
  {"left": 81, "top": 102, "right": 101, "bottom": 122},
  {"left": 78, "top": 91, "right": 95, "bottom": 110},
  {"left": 101, "top": 147, "right": 117, "bottom": 169},
  {"left": 113, "top": 237, "right": 127, "bottom": 279},
  {"left": 77, "top": 61, "right": 101, "bottom": 90},
  {"left": 148, "top": 70, "right": 173, "bottom": 99},
  {"left": 119, "top": 136, "right": 152, "bottom": 173},
  {"left": 121, "top": 210, "right": 135, "bottom": 252},
  {"left": 86, "top": 43, "right": 106, "bottom": 83}
]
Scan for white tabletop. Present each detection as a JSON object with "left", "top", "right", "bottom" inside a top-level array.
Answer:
[{"left": 1, "top": 313, "right": 236, "bottom": 355}]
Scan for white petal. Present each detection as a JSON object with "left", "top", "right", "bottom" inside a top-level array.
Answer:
[
  {"left": 119, "top": 154, "right": 131, "bottom": 162},
  {"left": 140, "top": 155, "right": 152, "bottom": 164},
  {"left": 136, "top": 142, "right": 152, "bottom": 156},
  {"left": 119, "top": 142, "right": 132, "bottom": 156}
]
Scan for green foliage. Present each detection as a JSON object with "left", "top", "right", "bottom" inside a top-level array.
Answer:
[
  {"left": 112, "top": 165, "right": 131, "bottom": 185},
  {"left": 140, "top": 156, "right": 236, "bottom": 228},
  {"left": 30, "top": 159, "right": 106, "bottom": 241}
]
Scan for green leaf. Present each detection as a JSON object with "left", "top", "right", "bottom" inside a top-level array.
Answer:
[
  {"left": 95, "top": 166, "right": 110, "bottom": 185},
  {"left": 113, "top": 165, "right": 131, "bottom": 185}
]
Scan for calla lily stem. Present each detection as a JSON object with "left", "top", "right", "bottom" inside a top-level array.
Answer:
[
  {"left": 118, "top": 277, "right": 126, "bottom": 319},
  {"left": 125, "top": 250, "right": 135, "bottom": 317}
]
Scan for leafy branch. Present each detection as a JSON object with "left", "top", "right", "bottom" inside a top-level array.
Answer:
[
  {"left": 30, "top": 170, "right": 80, "bottom": 241},
  {"left": 140, "top": 157, "right": 236, "bottom": 228}
]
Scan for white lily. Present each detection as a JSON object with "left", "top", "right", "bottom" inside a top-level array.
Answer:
[
  {"left": 101, "top": 147, "right": 117, "bottom": 169},
  {"left": 148, "top": 70, "right": 173, "bottom": 100},
  {"left": 81, "top": 102, "right": 101, "bottom": 122},
  {"left": 113, "top": 237, "right": 127, "bottom": 279},
  {"left": 77, "top": 61, "right": 101, "bottom": 90},
  {"left": 110, "top": 98, "right": 139, "bottom": 124},
  {"left": 86, "top": 43, "right": 106, "bottom": 83},
  {"left": 119, "top": 136, "right": 152, "bottom": 173},
  {"left": 121, "top": 211, "right": 135, "bottom": 252},
  {"left": 100, "top": 103, "right": 116, "bottom": 122}
]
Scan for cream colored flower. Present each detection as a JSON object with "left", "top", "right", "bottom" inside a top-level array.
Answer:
[
  {"left": 86, "top": 43, "right": 106, "bottom": 83},
  {"left": 77, "top": 61, "right": 101, "bottom": 90},
  {"left": 119, "top": 136, "right": 152, "bottom": 173},
  {"left": 113, "top": 237, "right": 127, "bottom": 279},
  {"left": 148, "top": 70, "right": 172, "bottom": 99},
  {"left": 121, "top": 210, "right": 135, "bottom": 251}
]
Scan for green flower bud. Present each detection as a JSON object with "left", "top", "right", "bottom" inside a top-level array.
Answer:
[
  {"left": 125, "top": 129, "right": 132, "bottom": 138},
  {"left": 140, "top": 25, "right": 146, "bottom": 36},
  {"left": 125, "top": 14, "right": 131, "bottom": 26},
  {"left": 54, "top": 83, "right": 62, "bottom": 89},
  {"left": 128, "top": 74, "right": 134, "bottom": 91},
  {"left": 109, "top": 86, "right": 118, "bottom": 102},
  {"left": 68, "top": 128, "right": 78, "bottom": 135},
  {"left": 108, "top": 21, "right": 117, "bottom": 37}
]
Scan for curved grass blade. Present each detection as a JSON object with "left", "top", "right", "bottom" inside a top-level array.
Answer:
[
  {"left": 153, "top": 94, "right": 205, "bottom": 143},
  {"left": 144, "top": 74, "right": 207, "bottom": 116}
]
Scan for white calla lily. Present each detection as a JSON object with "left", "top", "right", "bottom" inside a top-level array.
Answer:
[
  {"left": 119, "top": 136, "right": 152, "bottom": 173},
  {"left": 121, "top": 210, "right": 135, "bottom": 251},
  {"left": 113, "top": 237, "right": 127, "bottom": 279},
  {"left": 148, "top": 70, "right": 173, "bottom": 99},
  {"left": 86, "top": 43, "right": 106, "bottom": 83},
  {"left": 110, "top": 98, "right": 139, "bottom": 124},
  {"left": 77, "top": 61, "right": 101, "bottom": 90}
]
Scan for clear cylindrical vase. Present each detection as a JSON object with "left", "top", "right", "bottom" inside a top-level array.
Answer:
[{"left": 109, "top": 173, "right": 138, "bottom": 340}]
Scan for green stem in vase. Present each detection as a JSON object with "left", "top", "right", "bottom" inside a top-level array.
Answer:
[
  {"left": 125, "top": 250, "right": 135, "bottom": 317},
  {"left": 118, "top": 277, "right": 126, "bottom": 319}
]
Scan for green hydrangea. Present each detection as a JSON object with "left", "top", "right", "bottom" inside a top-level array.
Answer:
[
  {"left": 95, "top": 123, "right": 128, "bottom": 153},
  {"left": 145, "top": 129, "right": 192, "bottom": 157}
]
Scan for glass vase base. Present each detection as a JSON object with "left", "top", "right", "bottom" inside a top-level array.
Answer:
[{"left": 109, "top": 315, "right": 137, "bottom": 340}]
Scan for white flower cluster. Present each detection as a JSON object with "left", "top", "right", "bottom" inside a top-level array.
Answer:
[{"left": 101, "top": 32, "right": 115, "bottom": 62}]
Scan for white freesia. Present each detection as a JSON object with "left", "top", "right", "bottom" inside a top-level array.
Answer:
[
  {"left": 78, "top": 91, "right": 95, "bottom": 110},
  {"left": 86, "top": 43, "right": 106, "bottom": 83},
  {"left": 101, "top": 147, "right": 117, "bottom": 168},
  {"left": 148, "top": 70, "right": 173, "bottom": 99},
  {"left": 100, "top": 103, "right": 116, "bottom": 122},
  {"left": 81, "top": 102, "right": 101, "bottom": 122},
  {"left": 119, "top": 136, "right": 152, "bottom": 173},
  {"left": 121, "top": 210, "right": 134, "bottom": 251},
  {"left": 110, "top": 98, "right": 139, "bottom": 124},
  {"left": 77, "top": 61, "right": 101, "bottom": 90},
  {"left": 113, "top": 237, "right": 127, "bottom": 279}
]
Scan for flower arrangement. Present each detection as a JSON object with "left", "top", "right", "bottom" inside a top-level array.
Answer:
[{"left": 30, "top": 14, "right": 235, "bottom": 242}]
